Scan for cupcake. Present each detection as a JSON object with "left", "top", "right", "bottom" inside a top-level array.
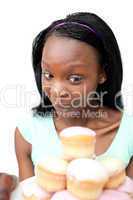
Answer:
[
  {"left": 22, "top": 176, "right": 51, "bottom": 200},
  {"left": 60, "top": 126, "right": 96, "bottom": 161},
  {"left": 100, "top": 157, "right": 126, "bottom": 189},
  {"left": 35, "top": 156, "right": 68, "bottom": 192},
  {"left": 67, "top": 158, "right": 109, "bottom": 200}
]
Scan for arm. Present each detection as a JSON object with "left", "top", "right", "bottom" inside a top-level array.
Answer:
[
  {"left": 15, "top": 128, "right": 34, "bottom": 181},
  {"left": 126, "top": 156, "right": 133, "bottom": 179}
]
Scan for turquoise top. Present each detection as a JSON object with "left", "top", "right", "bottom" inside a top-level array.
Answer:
[{"left": 16, "top": 111, "right": 133, "bottom": 167}]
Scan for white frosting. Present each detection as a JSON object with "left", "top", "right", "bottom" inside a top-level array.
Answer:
[
  {"left": 100, "top": 157, "right": 126, "bottom": 176},
  {"left": 36, "top": 156, "right": 68, "bottom": 175},
  {"left": 22, "top": 177, "right": 49, "bottom": 198},
  {"left": 60, "top": 126, "right": 96, "bottom": 137},
  {"left": 67, "top": 158, "right": 109, "bottom": 181}
]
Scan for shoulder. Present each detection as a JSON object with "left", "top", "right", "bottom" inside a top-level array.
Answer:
[
  {"left": 117, "top": 110, "right": 133, "bottom": 131},
  {"left": 87, "top": 107, "right": 133, "bottom": 133},
  {"left": 98, "top": 107, "right": 133, "bottom": 127},
  {"left": 119, "top": 111, "right": 133, "bottom": 158},
  {"left": 16, "top": 111, "right": 52, "bottom": 127},
  {"left": 16, "top": 111, "right": 53, "bottom": 143}
]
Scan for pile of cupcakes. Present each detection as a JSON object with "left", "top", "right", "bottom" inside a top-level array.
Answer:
[{"left": 22, "top": 126, "right": 133, "bottom": 200}]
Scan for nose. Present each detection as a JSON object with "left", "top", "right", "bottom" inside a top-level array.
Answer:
[{"left": 50, "top": 81, "right": 69, "bottom": 99}]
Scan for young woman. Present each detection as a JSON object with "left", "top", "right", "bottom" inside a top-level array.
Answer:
[{"left": 15, "top": 12, "right": 133, "bottom": 182}]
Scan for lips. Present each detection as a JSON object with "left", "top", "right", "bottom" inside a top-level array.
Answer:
[
  {"left": 52, "top": 100, "right": 73, "bottom": 111},
  {"left": 52, "top": 99, "right": 72, "bottom": 107},
  {"left": 54, "top": 103, "right": 71, "bottom": 109}
]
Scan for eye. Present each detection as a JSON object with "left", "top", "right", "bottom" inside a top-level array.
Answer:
[
  {"left": 69, "top": 74, "right": 84, "bottom": 84},
  {"left": 42, "top": 71, "right": 53, "bottom": 80}
]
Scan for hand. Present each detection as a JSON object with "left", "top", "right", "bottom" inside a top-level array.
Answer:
[{"left": 0, "top": 173, "right": 17, "bottom": 200}]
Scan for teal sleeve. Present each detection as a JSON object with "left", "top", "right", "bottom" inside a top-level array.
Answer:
[
  {"left": 128, "top": 115, "right": 133, "bottom": 158},
  {"left": 16, "top": 113, "right": 33, "bottom": 144}
]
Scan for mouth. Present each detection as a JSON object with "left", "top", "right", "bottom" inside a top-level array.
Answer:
[
  {"left": 54, "top": 103, "right": 71, "bottom": 110},
  {"left": 52, "top": 99, "right": 72, "bottom": 107},
  {"left": 53, "top": 103, "right": 82, "bottom": 114}
]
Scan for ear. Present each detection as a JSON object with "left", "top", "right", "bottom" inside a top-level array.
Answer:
[{"left": 98, "top": 69, "right": 107, "bottom": 84}]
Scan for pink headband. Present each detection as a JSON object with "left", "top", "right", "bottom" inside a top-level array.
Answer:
[{"left": 50, "top": 21, "right": 98, "bottom": 36}]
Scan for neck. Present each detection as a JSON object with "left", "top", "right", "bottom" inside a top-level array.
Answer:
[{"left": 53, "top": 105, "right": 103, "bottom": 128}]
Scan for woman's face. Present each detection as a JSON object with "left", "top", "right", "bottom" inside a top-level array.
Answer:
[{"left": 41, "top": 34, "right": 106, "bottom": 114}]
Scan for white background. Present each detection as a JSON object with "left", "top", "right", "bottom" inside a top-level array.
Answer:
[{"left": 0, "top": 0, "right": 133, "bottom": 176}]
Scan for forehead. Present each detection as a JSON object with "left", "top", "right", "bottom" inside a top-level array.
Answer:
[{"left": 42, "top": 35, "right": 99, "bottom": 67}]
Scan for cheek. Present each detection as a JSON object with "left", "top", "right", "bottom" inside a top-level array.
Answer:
[
  {"left": 70, "top": 78, "right": 99, "bottom": 106},
  {"left": 41, "top": 80, "right": 52, "bottom": 97},
  {"left": 85, "top": 81, "right": 99, "bottom": 95},
  {"left": 86, "top": 71, "right": 99, "bottom": 88},
  {"left": 68, "top": 83, "right": 96, "bottom": 106},
  {"left": 71, "top": 79, "right": 98, "bottom": 97}
]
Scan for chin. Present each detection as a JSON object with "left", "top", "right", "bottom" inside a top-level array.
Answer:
[{"left": 55, "top": 108, "right": 82, "bottom": 118}]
